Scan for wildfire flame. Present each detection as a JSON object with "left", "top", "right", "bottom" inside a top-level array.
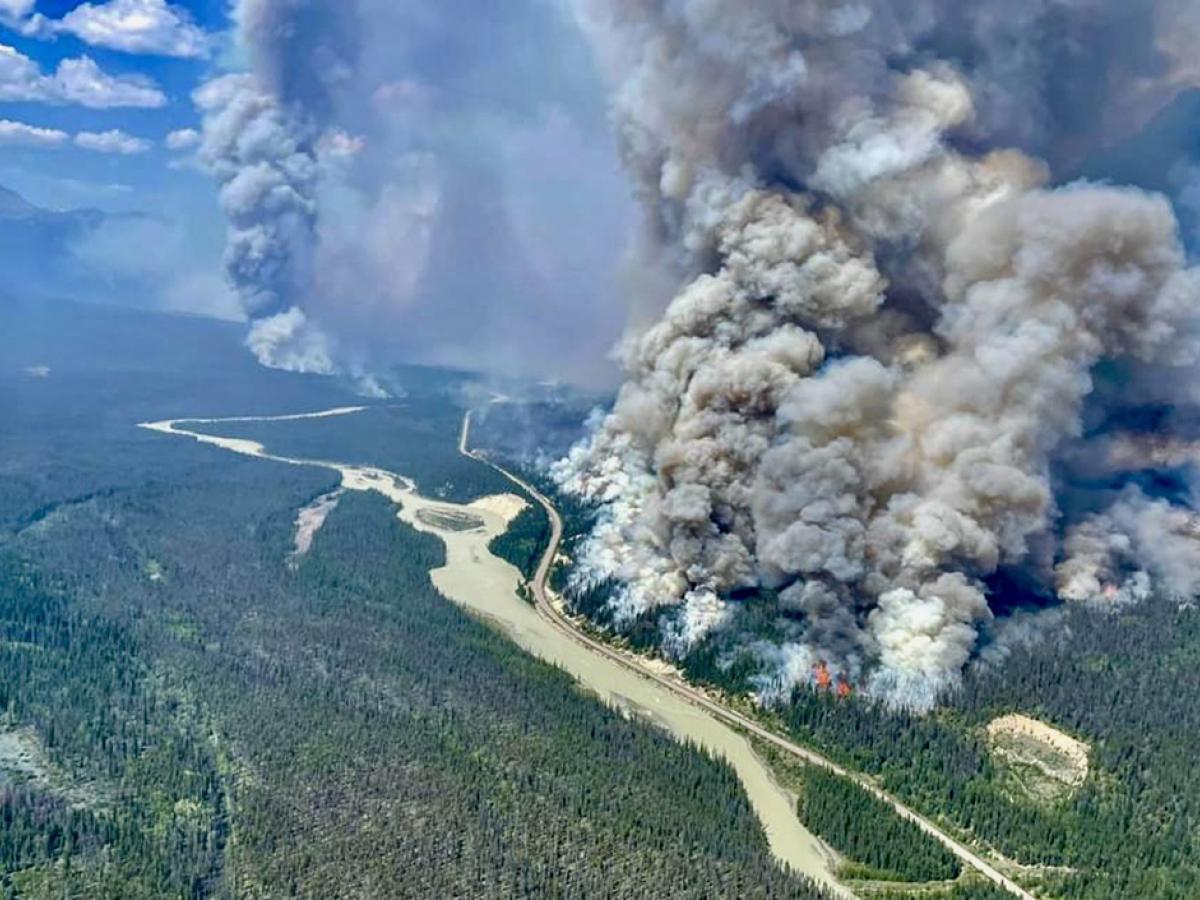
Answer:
[
  {"left": 813, "top": 661, "right": 853, "bottom": 699},
  {"left": 813, "top": 661, "right": 833, "bottom": 691}
]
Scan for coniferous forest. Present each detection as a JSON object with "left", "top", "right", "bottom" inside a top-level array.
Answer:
[
  {"left": 542, "top": 443, "right": 1200, "bottom": 899},
  {"left": 13, "top": 304, "right": 1200, "bottom": 900},
  {"left": 795, "top": 767, "right": 960, "bottom": 883},
  {"left": 0, "top": 336, "right": 828, "bottom": 899}
]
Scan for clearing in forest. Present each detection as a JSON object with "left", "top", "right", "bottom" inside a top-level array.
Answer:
[
  {"left": 986, "top": 714, "right": 1089, "bottom": 802},
  {"left": 0, "top": 727, "right": 51, "bottom": 786}
]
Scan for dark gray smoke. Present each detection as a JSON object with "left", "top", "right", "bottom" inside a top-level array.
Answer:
[
  {"left": 555, "top": 0, "right": 1200, "bottom": 710},
  {"left": 195, "top": 73, "right": 330, "bottom": 372},
  {"left": 195, "top": 0, "right": 631, "bottom": 386}
]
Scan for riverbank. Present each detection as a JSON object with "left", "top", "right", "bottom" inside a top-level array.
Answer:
[{"left": 142, "top": 409, "right": 850, "bottom": 896}]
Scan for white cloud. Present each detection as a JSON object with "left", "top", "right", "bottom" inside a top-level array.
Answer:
[
  {"left": 0, "top": 44, "right": 165, "bottom": 108},
  {"left": 75, "top": 129, "right": 151, "bottom": 154},
  {"left": 0, "top": 0, "right": 33, "bottom": 21},
  {"left": 55, "top": 0, "right": 209, "bottom": 58},
  {"left": 0, "top": 119, "right": 150, "bottom": 154},
  {"left": 0, "top": 42, "right": 42, "bottom": 94},
  {"left": 52, "top": 56, "right": 166, "bottom": 108},
  {"left": 165, "top": 127, "right": 199, "bottom": 150},
  {"left": 0, "top": 118, "right": 68, "bottom": 147}
]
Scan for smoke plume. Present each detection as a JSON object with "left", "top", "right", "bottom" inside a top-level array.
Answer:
[
  {"left": 195, "top": 0, "right": 631, "bottom": 385},
  {"left": 194, "top": 73, "right": 330, "bottom": 373},
  {"left": 556, "top": 0, "right": 1200, "bottom": 709}
]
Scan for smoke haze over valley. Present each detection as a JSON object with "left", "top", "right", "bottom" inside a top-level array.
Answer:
[
  {"left": 9, "top": 0, "right": 1200, "bottom": 710},
  {"left": 10, "top": 3, "right": 1200, "bottom": 898}
]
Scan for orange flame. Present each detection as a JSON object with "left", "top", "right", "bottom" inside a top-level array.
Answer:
[
  {"left": 836, "top": 679, "right": 852, "bottom": 699},
  {"left": 813, "top": 661, "right": 832, "bottom": 691}
]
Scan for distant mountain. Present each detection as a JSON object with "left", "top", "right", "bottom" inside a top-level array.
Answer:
[
  {"left": 0, "top": 183, "right": 111, "bottom": 232},
  {"left": 0, "top": 184, "right": 143, "bottom": 302},
  {"left": 0, "top": 184, "right": 37, "bottom": 218},
  {"left": 0, "top": 293, "right": 251, "bottom": 377}
]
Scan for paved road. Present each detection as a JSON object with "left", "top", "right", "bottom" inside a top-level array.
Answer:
[{"left": 460, "top": 412, "right": 1037, "bottom": 900}]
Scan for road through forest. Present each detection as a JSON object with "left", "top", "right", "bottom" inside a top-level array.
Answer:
[
  {"left": 460, "top": 412, "right": 1038, "bottom": 900},
  {"left": 145, "top": 407, "right": 848, "bottom": 892},
  {"left": 144, "top": 406, "right": 1035, "bottom": 899}
]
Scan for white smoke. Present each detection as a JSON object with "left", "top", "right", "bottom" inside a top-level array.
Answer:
[
  {"left": 1058, "top": 490, "right": 1200, "bottom": 607},
  {"left": 194, "top": 73, "right": 326, "bottom": 371},
  {"left": 244, "top": 307, "right": 335, "bottom": 375},
  {"left": 193, "top": 0, "right": 632, "bottom": 383},
  {"left": 556, "top": 0, "right": 1200, "bottom": 710}
]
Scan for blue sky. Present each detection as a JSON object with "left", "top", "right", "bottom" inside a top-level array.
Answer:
[
  {"left": 0, "top": 1, "right": 225, "bottom": 217},
  {"left": 0, "top": 1, "right": 242, "bottom": 320}
]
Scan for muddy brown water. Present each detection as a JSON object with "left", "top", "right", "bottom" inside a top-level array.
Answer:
[{"left": 140, "top": 410, "right": 850, "bottom": 896}]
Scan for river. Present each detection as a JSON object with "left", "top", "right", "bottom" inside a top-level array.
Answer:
[{"left": 140, "top": 409, "right": 850, "bottom": 898}]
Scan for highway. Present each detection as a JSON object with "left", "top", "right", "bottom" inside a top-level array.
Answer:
[{"left": 460, "top": 411, "right": 1038, "bottom": 900}]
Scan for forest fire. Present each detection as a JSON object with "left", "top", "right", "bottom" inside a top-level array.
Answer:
[
  {"left": 555, "top": 0, "right": 1200, "bottom": 714},
  {"left": 812, "top": 661, "right": 853, "bottom": 700},
  {"left": 813, "top": 661, "right": 832, "bottom": 691}
]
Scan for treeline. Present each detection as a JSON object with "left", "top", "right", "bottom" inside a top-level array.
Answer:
[
  {"left": 796, "top": 767, "right": 960, "bottom": 883},
  {"left": 487, "top": 503, "right": 550, "bottom": 580},
  {"left": 546, "top": 485, "right": 1200, "bottom": 899},
  {"left": 2, "top": 379, "right": 835, "bottom": 898}
]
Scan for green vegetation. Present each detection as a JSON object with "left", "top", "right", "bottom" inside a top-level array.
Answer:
[
  {"left": 488, "top": 502, "right": 550, "bottom": 580},
  {"left": 0, "top": 557, "right": 225, "bottom": 898},
  {"left": 0, "top": 340, "right": 830, "bottom": 898},
  {"left": 220, "top": 492, "right": 817, "bottom": 897},
  {"left": 871, "top": 883, "right": 1014, "bottom": 900},
  {"left": 537, "top": 462, "right": 1200, "bottom": 900},
  {"left": 797, "top": 767, "right": 960, "bottom": 883},
  {"left": 187, "top": 401, "right": 512, "bottom": 503},
  {"left": 672, "top": 607, "right": 1200, "bottom": 899},
  {"left": 752, "top": 738, "right": 961, "bottom": 889}
]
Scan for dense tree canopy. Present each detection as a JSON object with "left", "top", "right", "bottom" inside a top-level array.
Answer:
[{"left": 0, "top": 368, "right": 828, "bottom": 899}]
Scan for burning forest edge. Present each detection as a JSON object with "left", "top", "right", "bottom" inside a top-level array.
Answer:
[
  {"left": 543, "top": 1, "right": 1200, "bottom": 712},
  {"left": 188, "top": 0, "right": 1200, "bottom": 713}
]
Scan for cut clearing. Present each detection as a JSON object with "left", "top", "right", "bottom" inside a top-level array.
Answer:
[{"left": 987, "top": 714, "right": 1089, "bottom": 802}]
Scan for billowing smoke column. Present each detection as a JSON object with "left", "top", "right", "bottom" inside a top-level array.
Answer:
[
  {"left": 193, "top": 0, "right": 360, "bottom": 374},
  {"left": 193, "top": 0, "right": 631, "bottom": 385},
  {"left": 556, "top": 0, "right": 1200, "bottom": 709},
  {"left": 194, "top": 73, "right": 332, "bottom": 373}
]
